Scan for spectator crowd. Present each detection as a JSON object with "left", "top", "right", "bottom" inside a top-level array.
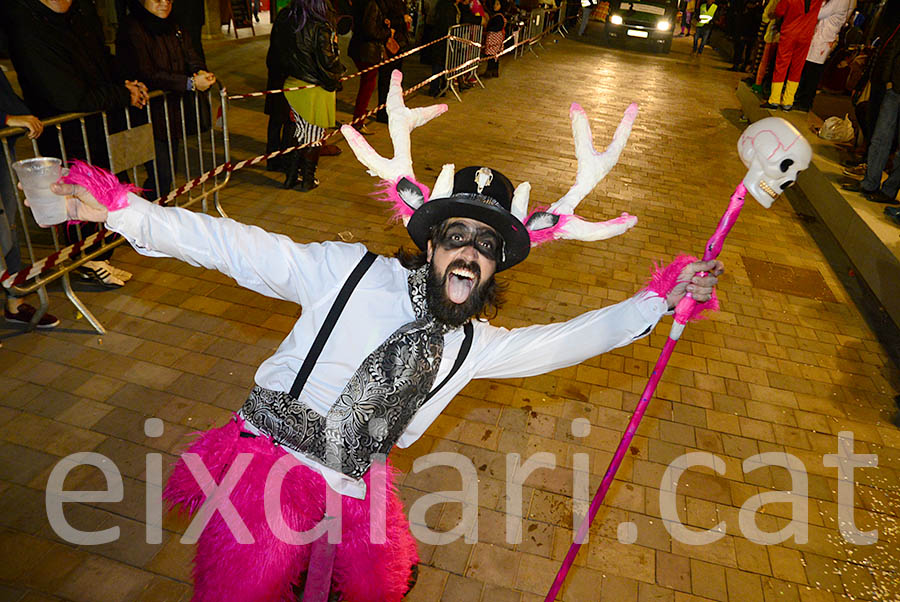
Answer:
[
  {"left": 2, "top": 0, "right": 897, "bottom": 337},
  {"left": 676, "top": 0, "right": 899, "bottom": 210}
]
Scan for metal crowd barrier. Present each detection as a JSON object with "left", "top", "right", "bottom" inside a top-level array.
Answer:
[
  {"left": 510, "top": 4, "right": 565, "bottom": 58},
  {"left": 0, "top": 83, "right": 231, "bottom": 334},
  {"left": 555, "top": 0, "right": 569, "bottom": 36},
  {"left": 527, "top": 9, "right": 549, "bottom": 55},
  {"left": 444, "top": 23, "right": 485, "bottom": 102}
]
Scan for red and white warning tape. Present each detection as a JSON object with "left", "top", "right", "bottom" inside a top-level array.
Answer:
[
  {"left": 227, "top": 36, "right": 450, "bottom": 100},
  {"left": 1, "top": 18, "right": 558, "bottom": 290}
]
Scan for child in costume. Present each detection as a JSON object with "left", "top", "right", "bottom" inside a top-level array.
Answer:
[{"left": 51, "top": 71, "right": 722, "bottom": 602}]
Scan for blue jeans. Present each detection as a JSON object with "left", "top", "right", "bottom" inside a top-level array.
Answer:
[
  {"left": 862, "top": 88, "right": 900, "bottom": 199},
  {"left": 693, "top": 27, "right": 711, "bottom": 53},
  {"left": 578, "top": 6, "right": 592, "bottom": 35}
]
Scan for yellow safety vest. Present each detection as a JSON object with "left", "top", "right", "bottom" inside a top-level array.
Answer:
[{"left": 698, "top": 3, "right": 717, "bottom": 26}]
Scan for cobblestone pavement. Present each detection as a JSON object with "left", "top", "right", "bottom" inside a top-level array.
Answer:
[{"left": 1, "top": 30, "right": 899, "bottom": 602}]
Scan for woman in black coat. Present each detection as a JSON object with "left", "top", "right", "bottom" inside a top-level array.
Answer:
[
  {"left": 1, "top": 0, "right": 149, "bottom": 287},
  {"left": 117, "top": 0, "right": 216, "bottom": 198},
  {"left": 268, "top": 0, "right": 345, "bottom": 190}
]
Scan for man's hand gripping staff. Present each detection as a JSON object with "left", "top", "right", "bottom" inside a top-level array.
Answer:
[{"left": 545, "top": 117, "right": 812, "bottom": 601}]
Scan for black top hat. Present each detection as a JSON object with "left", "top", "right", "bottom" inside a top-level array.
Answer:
[{"left": 406, "top": 166, "right": 531, "bottom": 271}]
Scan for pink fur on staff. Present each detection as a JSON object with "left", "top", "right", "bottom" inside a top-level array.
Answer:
[
  {"left": 61, "top": 160, "right": 139, "bottom": 211},
  {"left": 644, "top": 254, "right": 719, "bottom": 322}
]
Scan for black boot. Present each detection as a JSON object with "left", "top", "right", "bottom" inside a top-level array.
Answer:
[
  {"left": 283, "top": 151, "right": 300, "bottom": 189},
  {"left": 281, "top": 125, "right": 299, "bottom": 186},
  {"left": 299, "top": 147, "right": 320, "bottom": 192}
]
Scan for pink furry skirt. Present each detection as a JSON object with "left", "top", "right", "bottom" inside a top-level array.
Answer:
[{"left": 163, "top": 417, "right": 419, "bottom": 602}]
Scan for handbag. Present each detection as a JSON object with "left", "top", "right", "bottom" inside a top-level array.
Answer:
[{"left": 386, "top": 35, "right": 400, "bottom": 56}]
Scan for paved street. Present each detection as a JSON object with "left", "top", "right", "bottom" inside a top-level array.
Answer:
[{"left": 1, "top": 28, "right": 899, "bottom": 602}]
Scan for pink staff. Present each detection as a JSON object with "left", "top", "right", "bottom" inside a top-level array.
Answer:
[{"left": 545, "top": 116, "right": 812, "bottom": 601}]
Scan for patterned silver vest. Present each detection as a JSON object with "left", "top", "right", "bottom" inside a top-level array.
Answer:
[{"left": 240, "top": 262, "right": 472, "bottom": 479}]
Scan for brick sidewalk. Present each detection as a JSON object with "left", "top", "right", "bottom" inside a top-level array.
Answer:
[{"left": 1, "top": 32, "right": 898, "bottom": 602}]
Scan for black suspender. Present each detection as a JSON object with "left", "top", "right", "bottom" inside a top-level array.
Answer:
[
  {"left": 424, "top": 321, "right": 474, "bottom": 403},
  {"left": 289, "top": 251, "right": 377, "bottom": 398},
  {"left": 289, "top": 251, "right": 475, "bottom": 400}
]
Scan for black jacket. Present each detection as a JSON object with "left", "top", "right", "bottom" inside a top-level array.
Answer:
[
  {"left": 348, "top": 0, "right": 392, "bottom": 65},
  {"left": 381, "top": 0, "right": 411, "bottom": 52},
  {"left": 878, "top": 33, "right": 900, "bottom": 91},
  {"left": 0, "top": 70, "right": 31, "bottom": 127},
  {"left": 1, "top": 0, "right": 130, "bottom": 166},
  {"left": 116, "top": 3, "right": 206, "bottom": 140},
  {"left": 1, "top": 0, "right": 130, "bottom": 118},
  {"left": 270, "top": 10, "right": 345, "bottom": 91},
  {"left": 426, "top": 0, "right": 460, "bottom": 62},
  {"left": 458, "top": 2, "right": 481, "bottom": 25}
]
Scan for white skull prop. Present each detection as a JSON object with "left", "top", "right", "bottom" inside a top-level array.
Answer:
[{"left": 737, "top": 117, "right": 812, "bottom": 208}]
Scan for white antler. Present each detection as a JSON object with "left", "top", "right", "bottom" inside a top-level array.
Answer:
[
  {"left": 551, "top": 102, "right": 638, "bottom": 214},
  {"left": 341, "top": 70, "right": 447, "bottom": 182},
  {"left": 525, "top": 103, "right": 639, "bottom": 244},
  {"left": 510, "top": 182, "right": 531, "bottom": 222}
]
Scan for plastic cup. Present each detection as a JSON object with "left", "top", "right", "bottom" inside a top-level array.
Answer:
[{"left": 13, "top": 157, "right": 66, "bottom": 227}]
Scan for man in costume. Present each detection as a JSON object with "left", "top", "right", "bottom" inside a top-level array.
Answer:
[
  {"left": 49, "top": 72, "right": 723, "bottom": 602},
  {"left": 761, "top": 0, "right": 825, "bottom": 110}
]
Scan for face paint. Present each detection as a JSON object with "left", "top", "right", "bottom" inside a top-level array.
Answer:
[{"left": 433, "top": 221, "right": 503, "bottom": 262}]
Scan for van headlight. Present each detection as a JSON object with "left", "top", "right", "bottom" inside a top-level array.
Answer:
[
  {"left": 657, "top": 20, "right": 671, "bottom": 30},
  {"left": 610, "top": 14, "right": 623, "bottom": 25}
]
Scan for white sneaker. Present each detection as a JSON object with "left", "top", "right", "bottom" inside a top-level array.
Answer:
[
  {"left": 79, "top": 260, "right": 125, "bottom": 288},
  {"left": 97, "top": 260, "right": 132, "bottom": 282}
]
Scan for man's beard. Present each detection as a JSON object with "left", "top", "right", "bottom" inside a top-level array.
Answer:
[{"left": 426, "top": 259, "right": 492, "bottom": 327}]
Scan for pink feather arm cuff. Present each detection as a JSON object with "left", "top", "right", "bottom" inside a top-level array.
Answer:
[
  {"left": 643, "top": 254, "right": 718, "bottom": 322},
  {"left": 61, "top": 160, "right": 140, "bottom": 212}
]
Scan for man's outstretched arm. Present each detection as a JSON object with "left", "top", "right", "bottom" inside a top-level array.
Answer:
[
  {"left": 50, "top": 179, "right": 367, "bottom": 307},
  {"left": 471, "top": 260, "right": 723, "bottom": 380}
]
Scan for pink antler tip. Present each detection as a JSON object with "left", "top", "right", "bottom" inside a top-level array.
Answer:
[
  {"left": 391, "top": 70, "right": 403, "bottom": 82},
  {"left": 570, "top": 102, "right": 585, "bottom": 116},
  {"left": 625, "top": 103, "right": 639, "bottom": 118}
]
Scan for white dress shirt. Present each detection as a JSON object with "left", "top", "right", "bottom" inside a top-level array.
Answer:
[{"left": 107, "top": 194, "right": 669, "bottom": 498}]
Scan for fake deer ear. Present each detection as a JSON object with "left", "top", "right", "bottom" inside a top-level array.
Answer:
[
  {"left": 397, "top": 177, "right": 428, "bottom": 211},
  {"left": 525, "top": 211, "right": 560, "bottom": 232},
  {"left": 375, "top": 175, "right": 431, "bottom": 224}
]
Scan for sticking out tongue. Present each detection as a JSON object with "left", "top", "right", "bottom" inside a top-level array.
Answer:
[{"left": 447, "top": 272, "right": 475, "bottom": 304}]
